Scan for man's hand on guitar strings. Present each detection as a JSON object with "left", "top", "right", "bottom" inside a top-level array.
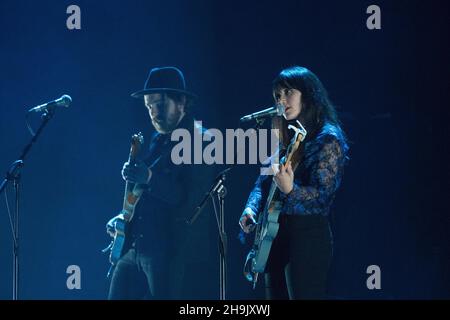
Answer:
[
  {"left": 121, "top": 160, "right": 152, "bottom": 185},
  {"left": 239, "top": 207, "right": 257, "bottom": 234},
  {"left": 106, "top": 214, "right": 121, "bottom": 237}
]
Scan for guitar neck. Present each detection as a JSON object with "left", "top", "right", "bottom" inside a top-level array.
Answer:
[
  {"left": 121, "top": 151, "right": 141, "bottom": 220},
  {"left": 123, "top": 152, "right": 135, "bottom": 206}
]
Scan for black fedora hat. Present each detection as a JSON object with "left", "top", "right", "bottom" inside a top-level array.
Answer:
[{"left": 131, "top": 66, "right": 197, "bottom": 99}]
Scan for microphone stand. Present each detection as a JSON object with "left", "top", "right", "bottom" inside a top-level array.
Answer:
[
  {"left": 187, "top": 118, "right": 266, "bottom": 300},
  {"left": 187, "top": 168, "right": 229, "bottom": 300},
  {"left": 0, "top": 108, "right": 56, "bottom": 300}
]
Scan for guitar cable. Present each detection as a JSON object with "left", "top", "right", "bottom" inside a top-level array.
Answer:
[{"left": 3, "top": 184, "right": 18, "bottom": 249}]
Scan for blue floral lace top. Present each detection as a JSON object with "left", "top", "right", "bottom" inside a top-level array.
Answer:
[{"left": 245, "top": 122, "right": 349, "bottom": 217}]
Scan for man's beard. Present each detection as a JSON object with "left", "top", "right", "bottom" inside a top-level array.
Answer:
[{"left": 152, "top": 109, "right": 183, "bottom": 134}]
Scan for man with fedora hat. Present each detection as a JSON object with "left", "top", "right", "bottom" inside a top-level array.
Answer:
[{"left": 106, "top": 66, "right": 217, "bottom": 299}]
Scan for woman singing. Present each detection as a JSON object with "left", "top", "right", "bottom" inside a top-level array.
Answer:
[{"left": 239, "top": 66, "right": 349, "bottom": 299}]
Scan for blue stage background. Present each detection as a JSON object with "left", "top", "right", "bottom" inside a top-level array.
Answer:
[{"left": 0, "top": 0, "right": 448, "bottom": 299}]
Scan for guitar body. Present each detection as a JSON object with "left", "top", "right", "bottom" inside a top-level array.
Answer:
[
  {"left": 109, "top": 185, "right": 145, "bottom": 265},
  {"left": 110, "top": 216, "right": 126, "bottom": 264},
  {"left": 251, "top": 200, "right": 282, "bottom": 273}
]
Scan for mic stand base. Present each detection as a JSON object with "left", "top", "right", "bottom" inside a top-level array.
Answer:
[
  {"left": 12, "top": 175, "right": 20, "bottom": 301},
  {"left": 216, "top": 186, "right": 227, "bottom": 301}
]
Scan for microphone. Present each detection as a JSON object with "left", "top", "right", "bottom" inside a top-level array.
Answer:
[
  {"left": 28, "top": 95, "right": 72, "bottom": 113},
  {"left": 240, "top": 104, "right": 284, "bottom": 122}
]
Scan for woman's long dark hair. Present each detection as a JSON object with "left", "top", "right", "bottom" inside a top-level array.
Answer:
[{"left": 272, "top": 66, "right": 345, "bottom": 164}]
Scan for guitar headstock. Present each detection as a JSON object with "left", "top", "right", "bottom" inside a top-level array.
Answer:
[
  {"left": 129, "top": 132, "right": 144, "bottom": 161},
  {"left": 284, "top": 120, "right": 307, "bottom": 164}
]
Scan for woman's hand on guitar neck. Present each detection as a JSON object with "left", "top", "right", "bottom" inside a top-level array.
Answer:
[{"left": 239, "top": 207, "right": 257, "bottom": 233}]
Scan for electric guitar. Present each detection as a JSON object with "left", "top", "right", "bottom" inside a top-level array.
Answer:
[
  {"left": 243, "top": 120, "right": 307, "bottom": 288},
  {"left": 104, "top": 132, "right": 145, "bottom": 268}
]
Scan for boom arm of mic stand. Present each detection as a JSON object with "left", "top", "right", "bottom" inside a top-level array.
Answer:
[
  {"left": 187, "top": 171, "right": 228, "bottom": 225},
  {"left": 1, "top": 110, "right": 55, "bottom": 196},
  {"left": 0, "top": 161, "right": 24, "bottom": 197}
]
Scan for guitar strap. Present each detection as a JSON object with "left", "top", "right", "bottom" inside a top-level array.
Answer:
[{"left": 144, "top": 133, "right": 168, "bottom": 166}]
